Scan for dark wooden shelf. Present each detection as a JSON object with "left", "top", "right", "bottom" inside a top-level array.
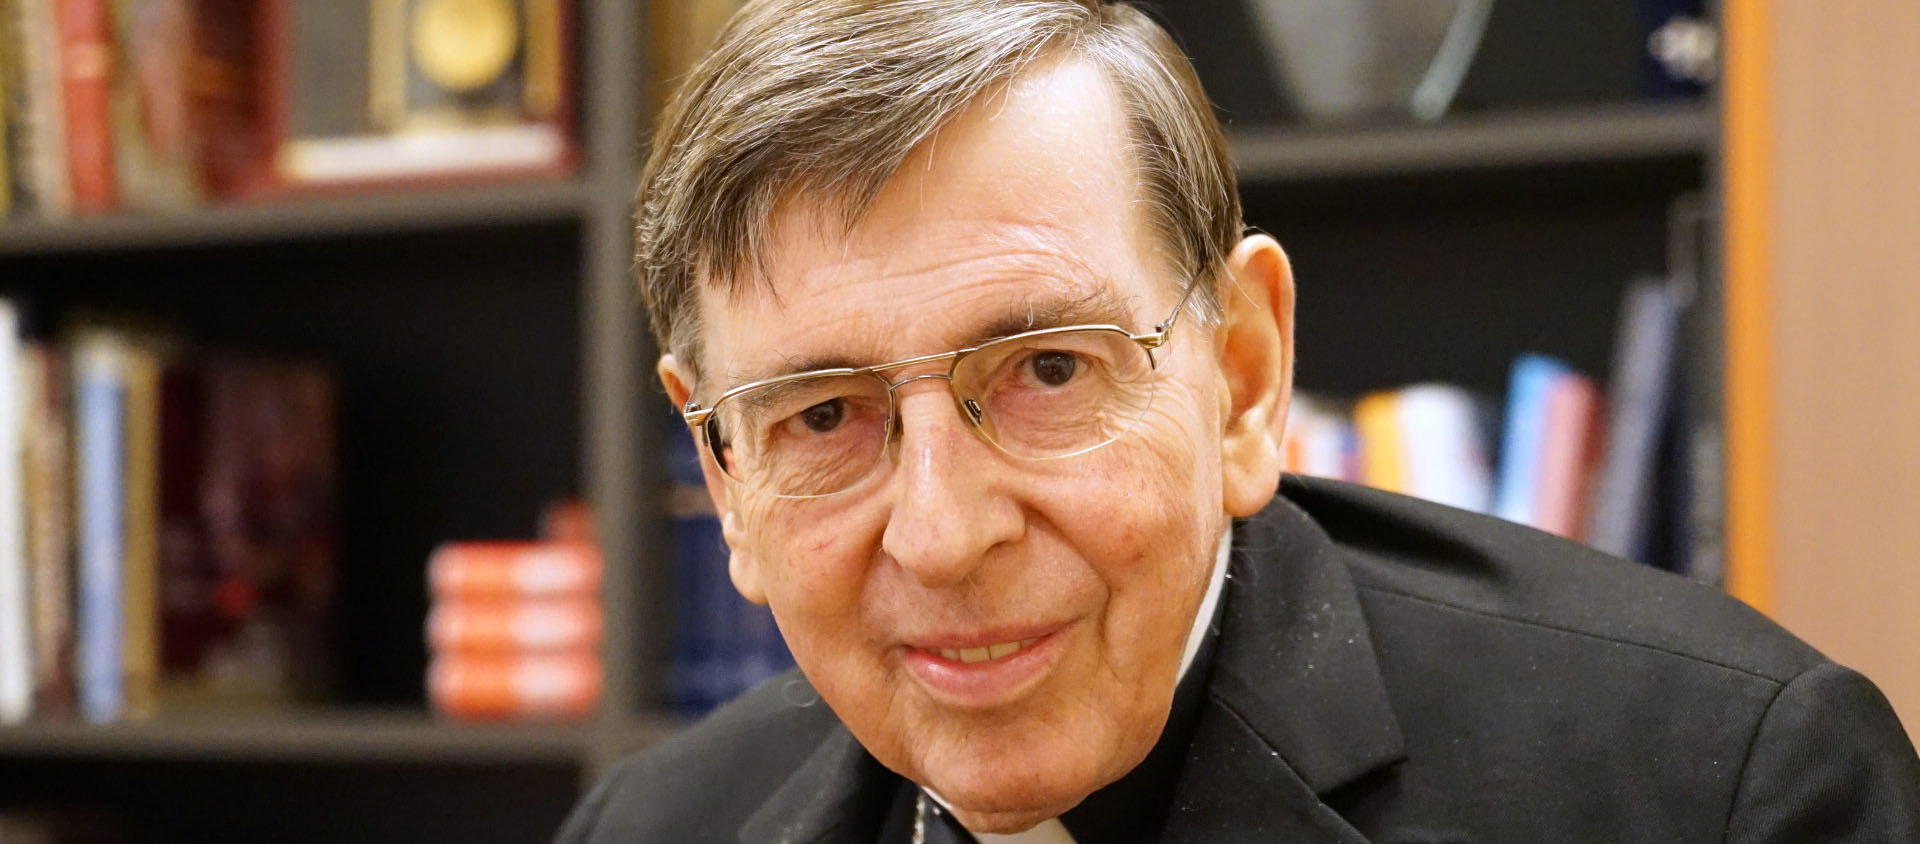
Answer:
[
  {"left": 1230, "top": 102, "right": 1715, "bottom": 183},
  {"left": 0, "top": 178, "right": 590, "bottom": 258},
  {"left": 0, "top": 710, "right": 672, "bottom": 765}
]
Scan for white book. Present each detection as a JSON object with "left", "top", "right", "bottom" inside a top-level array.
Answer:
[
  {"left": 0, "top": 301, "right": 31, "bottom": 723},
  {"left": 1397, "top": 384, "right": 1494, "bottom": 515}
]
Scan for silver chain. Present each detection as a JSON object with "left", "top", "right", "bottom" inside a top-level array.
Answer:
[{"left": 912, "top": 791, "right": 927, "bottom": 844}]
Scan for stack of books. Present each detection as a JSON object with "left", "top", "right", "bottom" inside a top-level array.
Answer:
[
  {"left": 0, "top": 300, "right": 337, "bottom": 725},
  {"left": 665, "top": 425, "right": 793, "bottom": 715},
  {"left": 426, "top": 540, "right": 602, "bottom": 723},
  {"left": 0, "top": 0, "right": 576, "bottom": 219},
  {"left": 1282, "top": 279, "right": 1695, "bottom": 575}
]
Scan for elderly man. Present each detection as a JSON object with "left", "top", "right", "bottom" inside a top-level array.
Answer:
[{"left": 558, "top": 1, "right": 1920, "bottom": 841}]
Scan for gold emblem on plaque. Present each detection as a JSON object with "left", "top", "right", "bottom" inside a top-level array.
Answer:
[{"left": 410, "top": 0, "right": 520, "bottom": 93}]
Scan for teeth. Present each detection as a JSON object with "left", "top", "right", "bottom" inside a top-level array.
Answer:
[{"left": 935, "top": 638, "right": 1038, "bottom": 663}]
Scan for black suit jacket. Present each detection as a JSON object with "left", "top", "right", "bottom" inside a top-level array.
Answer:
[{"left": 557, "top": 479, "right": 1920, "bottom": 842}]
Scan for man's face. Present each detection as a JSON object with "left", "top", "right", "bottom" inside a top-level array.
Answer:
[{"left": 667, "top": 57, "right": 1288, "bottom": 832}]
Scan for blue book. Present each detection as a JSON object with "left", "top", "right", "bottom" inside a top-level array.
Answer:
[
  {"left": 1587, "top": 281, "right": 1681, "bottom": 563},
  {"left": 75, "top": 339, "right": 128, "bottom": 724},
  {"left": 1493, "top": 354, "right": 1570, "bottom": 529}
]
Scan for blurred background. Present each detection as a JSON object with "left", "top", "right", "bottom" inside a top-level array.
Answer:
[{"left": 0, "top": 0, "right": 1912, "bottom": 841}]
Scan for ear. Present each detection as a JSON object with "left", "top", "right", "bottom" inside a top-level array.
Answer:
[
  {"left": 659, "top": 354, "right": 769, "bottom": 605},
  {"left": 1214, "top": 233, "right": 1295, "bottom": 518}
]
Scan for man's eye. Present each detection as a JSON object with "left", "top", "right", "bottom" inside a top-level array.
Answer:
[
  {"left": 1028, "top": 351, "right": 1079, "bottom": 386},
  {"left": 797, "top": 399, "right": 846, "bottom": 433}
]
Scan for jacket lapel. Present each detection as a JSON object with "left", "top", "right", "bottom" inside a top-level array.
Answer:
[
  {"left": 1164, "top": 492, "right": 1407, "bottom": 842},
  {"left": 738, "top": 723, "right": 897, "bottom": 844}
]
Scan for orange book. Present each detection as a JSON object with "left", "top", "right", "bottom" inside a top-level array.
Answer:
[
  {"left": 1353, "top": 390, "right": 1408, "bottom": 495},
  {"left": 56, "top": 0, "right": 117, "bottom": 213},
  {"left": 428, "top": 542, "right": 602, "bottom": 600},
  {"left": 427, "top": 597, "right": 602, "bottom": 654},
  {"left": 428, "top": 651, "right": 600, "bottom": 723}
]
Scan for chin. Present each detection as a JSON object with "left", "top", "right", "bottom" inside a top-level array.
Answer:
[{"left": 916, "top": 717, "right": 1157, "bottom": 832}]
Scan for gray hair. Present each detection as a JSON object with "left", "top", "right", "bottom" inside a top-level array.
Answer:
[{"left": 637, "top": 0, "right": 1241, "bottom": 375}]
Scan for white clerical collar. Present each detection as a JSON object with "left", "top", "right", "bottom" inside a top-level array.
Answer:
[{"left": 929, "top": 526, "right": 1234, "bottom": 844}]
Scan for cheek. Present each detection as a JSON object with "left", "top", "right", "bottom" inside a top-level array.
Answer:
[{"left": 736, "top": 493, "right": 884, "bottom": 644}]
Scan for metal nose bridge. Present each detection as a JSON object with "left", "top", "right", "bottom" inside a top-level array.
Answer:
[
  {"left": 881, "top": 372, "right": 987, "bottom": 429},
  {"left": 884, "top": 372, "right": 953, "bottom": 392}
]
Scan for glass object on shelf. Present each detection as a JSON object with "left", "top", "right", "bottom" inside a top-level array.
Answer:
[{"left": 1245, "top": 0, "right": 1494, "bottom": 124}]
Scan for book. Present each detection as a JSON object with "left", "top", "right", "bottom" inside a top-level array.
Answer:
[
  {"left": 0, "top": 301, "right": 30, "bottom": 723},
  {"left": 108, "top": 0, "right": 201, "bottom": 210},
  {"left": 20, "top": 343, "right": 73, "bottom": 717},
  {"left": 427, "top": 541, "right": 602, "bottom": 601},
  {"left": 1353, "top": 390, "right": 1407, "bottom": 495},
  {"left": 0, "top": 4, "right": 13, "bottom": 216},
  {"left": 663, "top": 424, "right": 792, "bottom": 714},
  {"left": 427, "top": 649, "right": 599, "bottom": 722},
  {"left": 187, "top": 0, "right": 263, "bottom": 199},
  {"left": 1282, "top": 394, "right": 1357, "bottom": 481},
  {"left": 1395, "top": 384, "right": 1495, "bottom": 514},
  {"left": 72, "top": 331, "right": 127, "bottom": 723},
  {"left": 1533, "top": 370, "right": 1603, "bottom": 540},
  {"left": 11, "top": 0, "right": 74, "bottom": 216},
  {"left": 427, "top": 597, "right": 601, "bottom": 654},
  {"left": 1587, "top": 280, "right": 1682, "bottom": 562},
  {"left": 119, "top": 335, "right": 163, "bottom": 719},
  {"left": 158, "top": 353, "right": 336, "bottom": 707},
  {"left": 55, "top": 0, "right": 117, "bottom": 214},
  {"left": 1493, "top": 354, "right": 1567, "bottom": 528}
]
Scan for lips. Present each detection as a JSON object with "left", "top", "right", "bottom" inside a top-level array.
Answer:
[{"left": 900, "top": 627, "right": 1066, "bottom": 707}]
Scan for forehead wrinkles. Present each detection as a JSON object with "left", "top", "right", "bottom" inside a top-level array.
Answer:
[{"left": 703, "top": 226, "right": 1133, "bottom": 377}]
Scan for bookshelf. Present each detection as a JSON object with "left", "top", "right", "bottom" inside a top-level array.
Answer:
[{"left": 0, "top": 0, "right": 1737, "bottom": 841}]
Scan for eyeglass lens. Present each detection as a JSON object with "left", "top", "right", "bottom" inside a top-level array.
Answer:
[{"left": 706, "top": 328, "right": 1158, "bottom": 497}]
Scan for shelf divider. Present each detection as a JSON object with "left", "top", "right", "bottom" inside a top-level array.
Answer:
[
  {"left": 1231, "top": 102, "right": 1715, "bottom": 183},
  {"left": 0, "top": 178, "right": 590, "bottom": 257}
]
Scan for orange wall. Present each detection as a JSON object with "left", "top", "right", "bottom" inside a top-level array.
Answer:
[{"left": 1727, "top": 0, "right": 1920, "bottom": 736}]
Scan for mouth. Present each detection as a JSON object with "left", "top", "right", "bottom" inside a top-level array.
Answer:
[
  {"left": 931, "top": 638, "right": 1039, "bottom": 664},
  {"left": 899, "top": 627, "right": 1067, "bottom": 708}
]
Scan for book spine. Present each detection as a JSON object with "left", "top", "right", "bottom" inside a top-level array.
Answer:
[
  {"left": 23, "top": 345, "right": 73, "bottom": 716},
  {"left": 427, "top": 651, "right": 600, "bottom": 722},
  {"left": 1353, "top": 390, "right": 1407, "bottom": 495},
  {"left": 1493, "top": 355, "right": 1565, "bottom": 527},
  {"left": 0, "top": 303, "right": 31, "bottom": 723},
  {"left": 16, "top": 0, "right": 73, "bottom": 216},
  {"left": 74, "top": 337, "right": 127, "bottom": 723},
  {"left": 427, "top": 598, "right": 602, "bottom": 654},
  {"left": 55, "top": 0, "right": 117, "bottom": 214},
  {"left": 108, "top": 0, "right": 201, "bottom": 210},
  {"left": 428, "top": 542, "right": 602, "bottom": 600},
  {"left": 188, "top": 0, "right": 265, "bottom": 199},
  {"left": 1587, "top": 281, "right": 1681, "bottom": 561},
  {"left": 119, "top": 341, "right": 161, "bottom": 719},
  {"left": 0, "top": 5, "right": 13, "bottom": 217},
  {"left": 1534, "top": 373, "right": 1602, "bottom": 540}
]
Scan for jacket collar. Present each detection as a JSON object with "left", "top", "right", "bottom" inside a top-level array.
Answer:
[
  {"left": 739, "top": 492, "right": 1406, "bottom": 843},
  {"left": 1157, "top": 492, "right": 1406, "bottom": 842},
  {"left": 1204, "top": 490, "right": 1407, "bottom": 795},
  {"left": 738, "top": 724, "right": 896, "bottom": 844}
]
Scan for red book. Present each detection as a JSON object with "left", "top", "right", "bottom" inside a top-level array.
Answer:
[
  {"left": 1534, "top": 373, "right": 1604, "bottom": 540},
  {"left": 428, "top": 651, "right": 600, "bottom": 723},
  {"left": 428, "top": 542, "right": 602, "bottom": 601},
  {"left": 427, "top": 597, "right": 602, "bottom": 654},
  {"left": 56, "top": 0, "right": 117, "bottom": 213}
]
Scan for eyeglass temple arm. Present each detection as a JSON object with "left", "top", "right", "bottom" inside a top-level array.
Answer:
[{"left": 1143, "top": 273, "right": 1206, "bottom": 342}]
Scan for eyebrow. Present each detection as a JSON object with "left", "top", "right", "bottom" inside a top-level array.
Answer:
[{"left": 722, "top": 284, "right": 1139, "bottom": 387}]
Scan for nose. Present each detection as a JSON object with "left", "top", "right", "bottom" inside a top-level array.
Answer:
[{"left": 879, "top": 382, "right": 1024, "bottom": 588}]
